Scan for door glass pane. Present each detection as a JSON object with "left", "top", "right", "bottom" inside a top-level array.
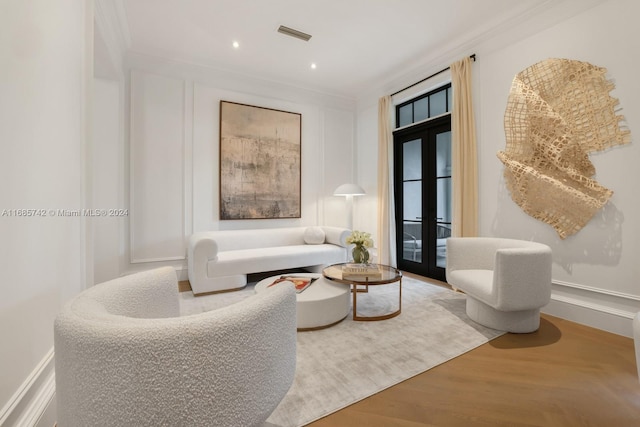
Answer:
[
  {"left": 436, "top": 223, "right": 449, "bottom": 268},
  {"left": 430, "top": 90, "right": 447, "bottom": 117},
  {"left": 436, "top": 177, "right": 452, "bottom": 223},
  {"left": 398, "top": 104, "right": 412, "bottom": 127},
  {"left": 447, "top": 87, "right": 452, "bottom": 111},
  {"left": 403, "top": 181, "right": 422, "bottom": 262},
  {"left": 403, "top": 181, "right": 421, "bottom": 222},
  {"left": 403, "top": 222, "right": 422, "bottom": 262},
  {"left": 436, "top": 129, "right": 452, "bottom": 270},
  {"left": 403, "top": 138, "right": 422, "bottom": 264},
  {"left": 414, "top": 97, "right": 428, "bottom": 122},
  {"left": 436, "top": 131, "right": 451, "bottom": 177},
  {"left": 403, "top": 139, "right": 421, "bottom": 181}
]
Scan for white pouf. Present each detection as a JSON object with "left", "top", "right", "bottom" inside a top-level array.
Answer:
[{"left": 256, "top": 273, "right": 350, "bottom": 330}]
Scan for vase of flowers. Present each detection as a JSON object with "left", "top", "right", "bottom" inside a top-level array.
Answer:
[{"left": 346, "top": 230, "right": 374, "bottom": 264}]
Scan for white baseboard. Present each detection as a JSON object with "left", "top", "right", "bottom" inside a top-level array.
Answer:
[
  {"left": 0, "top": 349, "right": 56, "bottom": 427},
  {"left": 543, "top": 280, "right": 640, "bottom": 338},
  {"left": 175, "top": 266, "right": 188, "bottom": 282}
]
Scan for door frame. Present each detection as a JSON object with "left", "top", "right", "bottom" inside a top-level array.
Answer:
[{"left": 393, "top": 115, "right": 451, "bottom": 281}]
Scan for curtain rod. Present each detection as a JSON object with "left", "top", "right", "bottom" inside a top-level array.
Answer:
[{"left": 390, "top": 54, "right": 476, "bottom": 97}]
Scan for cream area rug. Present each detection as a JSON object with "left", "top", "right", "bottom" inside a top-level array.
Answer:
[{"left": 180, "top": 276, "right": 504, "bottom": 427}]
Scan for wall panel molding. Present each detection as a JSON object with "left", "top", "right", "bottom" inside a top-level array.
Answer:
[
  {"left": 0, "top": 350, "right": 55, "bottom": 427},
  {"left": 545, "top": 279, "right": 640, "bottom": 337},
  {"left": 129, "top": 70, "right": 187, "bottom": 263},
  {"left": 183, "top": 81, "right": 194, "bottom": 244}
]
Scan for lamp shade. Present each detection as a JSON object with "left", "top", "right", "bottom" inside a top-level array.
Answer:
[{"left": 333, "top": 183, "right": 366, "bottom": 196}]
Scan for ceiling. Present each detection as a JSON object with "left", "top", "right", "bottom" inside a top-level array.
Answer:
[{"left": 119, "top": 0, "right": 553, "bottom": 99}]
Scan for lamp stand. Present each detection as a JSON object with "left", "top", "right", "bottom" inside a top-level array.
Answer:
[{"left": 345, "top": 194, "right": 354, "bottom": 231}]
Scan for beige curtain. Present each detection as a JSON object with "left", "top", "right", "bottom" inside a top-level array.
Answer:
[
  {"left": 450, "top": 57, "right": 478, "bottom": 237},
  {"left": 377, "top": 95, "right": 396, "bottom": 266}
]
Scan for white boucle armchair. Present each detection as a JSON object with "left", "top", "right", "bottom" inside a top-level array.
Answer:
[
  {"left": 54, "top": 267, "right": 297, "bottom": 427},
  {"left": 446, "top": 237, "right": 552, "bottom": 333}
]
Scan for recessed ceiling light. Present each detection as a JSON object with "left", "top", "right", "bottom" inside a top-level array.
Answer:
[
  {"left": 311, "top": 63, "right": 317, "bottom": 69},
  {"left": 232, "top": 41, "right": 240, "bottom": 49}
]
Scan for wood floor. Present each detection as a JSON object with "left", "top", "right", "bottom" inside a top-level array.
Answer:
[{"left": 308, "top": 276, "right": 640, "bottom": 426}]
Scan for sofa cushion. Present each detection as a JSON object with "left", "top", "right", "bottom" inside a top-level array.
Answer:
[
  {"left": 304, "top": 226, "right": 325, "bottom": 244},
  {"left": 208, "top": 244, "right": 345, "bottom": 277}
]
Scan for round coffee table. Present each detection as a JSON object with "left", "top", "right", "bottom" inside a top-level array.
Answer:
[
  {"left": 322, "top": 263, "right": 402, "bottom": 321},
  {"left": 255, "top": 273, "right": 350, "bottom": 331}
]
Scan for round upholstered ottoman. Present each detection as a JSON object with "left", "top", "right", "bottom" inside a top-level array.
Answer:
[{"left": 255, "top": 273, "right": 350, "bottom": 330}]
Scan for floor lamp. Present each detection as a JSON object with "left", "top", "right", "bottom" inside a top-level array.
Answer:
[{"left": 333, "top": 183, "right": 366, "bottom": 230}]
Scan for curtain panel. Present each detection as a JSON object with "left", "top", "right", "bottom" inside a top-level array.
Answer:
[
  {"left": 377, "top": 95, "right": 396, "bottom": 266},
  {"left": 451, "top": 57, "right": 479, "bottom": 237}
]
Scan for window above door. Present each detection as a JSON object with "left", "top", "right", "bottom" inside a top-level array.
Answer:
[{"left": 396, "top": 84, "right": 452, "bottom": 129}]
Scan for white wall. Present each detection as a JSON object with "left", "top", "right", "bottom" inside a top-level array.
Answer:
[
  {"left": 355, "top": 104, "right": 379, "bottom": 235},
  {"left": 475, "top": 0, "right": 640, "bottom": 336},
  {"left": 356, "top": 0, "right": 640, "bottom": 337},
  {"left": 0, "top": 0, "right": 91, "bottom": 425},
  {"left": 124, "top": 54, "right": 357, "bottom": 278},
  {"left": 93, "top": 78, "right": 124, "bottom": 284},
  {"left": 129, "top": 71, "right": 187, "bottom": 263}
]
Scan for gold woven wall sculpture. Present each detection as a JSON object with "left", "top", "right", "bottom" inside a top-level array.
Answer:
[{"left": 498, "top": 58, "right": 630, "bottom": 239}]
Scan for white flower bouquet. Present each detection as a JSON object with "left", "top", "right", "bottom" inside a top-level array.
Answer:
[{"left": 346, "top": 230, "right": 374, "bottom": 248}]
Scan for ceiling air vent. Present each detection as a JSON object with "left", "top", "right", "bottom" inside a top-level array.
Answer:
[{"left": 277, "top": 25, "right": 312, "bottom": 42}]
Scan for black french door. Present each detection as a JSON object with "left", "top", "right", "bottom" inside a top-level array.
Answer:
[{"left": 393, "top": 116, "right": 452, "bottom": 281}]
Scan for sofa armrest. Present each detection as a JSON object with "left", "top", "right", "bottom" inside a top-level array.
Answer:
[
  {"left": 322, "top": 226, "right": 351, "bottom": 248},
  {"left": 188, "top": 233, "right": 219, "bottom": 290},
  {"left": 494, "top": 246, "right": 552, "bottom": 311}
]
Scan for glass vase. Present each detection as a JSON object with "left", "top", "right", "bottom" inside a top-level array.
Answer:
[{"left": 352, "top": 244, "right": 370, "bottom": 264}]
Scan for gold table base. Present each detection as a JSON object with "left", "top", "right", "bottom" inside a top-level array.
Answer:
[{"left": 350, "top": 278, "right": 402, "bottom": 321}]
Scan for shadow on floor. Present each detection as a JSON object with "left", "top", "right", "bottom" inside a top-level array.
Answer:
[{"left": 488, "top": 316, "right": 562, "bottom": 349}]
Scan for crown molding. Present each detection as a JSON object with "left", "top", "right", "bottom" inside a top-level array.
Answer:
[
  {"left": 94, "top": 0, "right": 131, "bottom": 78},
  {"left": 95, "top": 0, "right": 131, "bottom": 51},
  {"left": 356, "top": 0, "right": 607, "bottom": 109}
]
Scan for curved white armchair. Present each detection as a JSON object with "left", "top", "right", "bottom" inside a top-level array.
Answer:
[
  {"left": 633, "top": 313, "right": 640, "bottom": 382},
  {"left": 446, "top": 237, "right": 552, "bottom": 333},
  {"left": 54, "top": 267, "right": 297, "bottom": 427}
]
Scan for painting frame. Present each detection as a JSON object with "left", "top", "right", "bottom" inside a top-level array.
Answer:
[{"left": 219, "top": 100, "right": 302, "bottom": 220}]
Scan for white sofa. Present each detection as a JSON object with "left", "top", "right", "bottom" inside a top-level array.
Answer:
[
  {"left": 54, "top": 267, "right": 297, "bottom": 427},
  {"left": 446, "top": 237, "right": 552, "bottom": 333},
  {"left": 188, "top": 226, "right": 350, "bottom": 295}
]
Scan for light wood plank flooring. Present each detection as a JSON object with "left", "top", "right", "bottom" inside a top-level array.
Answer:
[
  {"left": 181, "top": 273, "right": 640, "bottom": 425},
  {"left": 308, "top": 275, "right": 640, "bottom": 426}
]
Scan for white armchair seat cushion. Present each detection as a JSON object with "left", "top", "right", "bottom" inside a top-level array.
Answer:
[{"left": 447, "top": 269, "right": 494, "bottom": 305}]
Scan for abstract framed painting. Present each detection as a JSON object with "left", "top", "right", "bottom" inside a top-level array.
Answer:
[{"left": 219, "top": 101, "right": 301, "bottom": 220}]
